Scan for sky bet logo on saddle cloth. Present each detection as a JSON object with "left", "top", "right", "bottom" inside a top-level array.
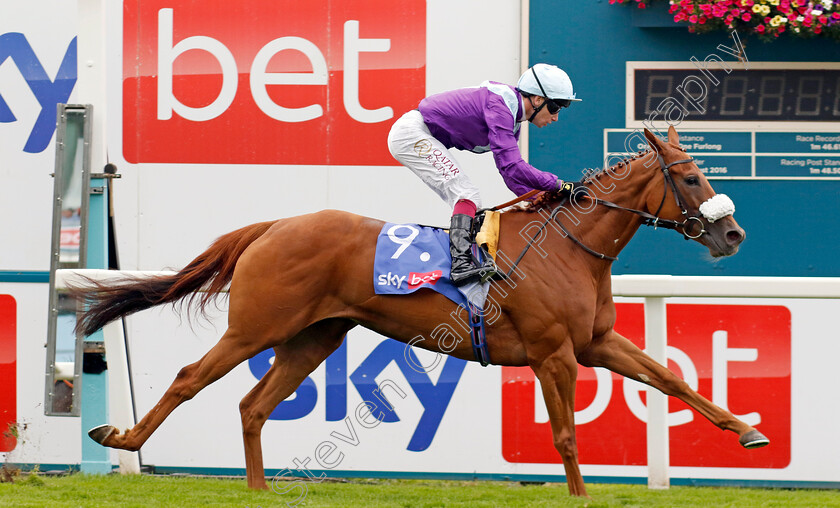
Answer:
[{"left": 122, "top": 0, "right": 425, "bottom": 165}]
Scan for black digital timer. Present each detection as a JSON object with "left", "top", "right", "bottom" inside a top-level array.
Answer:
[{"left": 634, "top": 68, "right": 840, "bottom": 122}]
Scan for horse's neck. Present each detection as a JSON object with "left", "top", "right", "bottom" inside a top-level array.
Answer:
[
  {"left": 577, "top": 154, "right": 662, "bottom": 258},
  {"left": 507, "top": 153, "right": 661, "bottom": 271}
]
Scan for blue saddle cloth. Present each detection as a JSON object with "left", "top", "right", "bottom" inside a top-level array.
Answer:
[
  {"left": 373, "top": 223, "right": 466, "bottom": 304},
  {"left": 373, "top": 222, "right": 490, "bottom": 365}
]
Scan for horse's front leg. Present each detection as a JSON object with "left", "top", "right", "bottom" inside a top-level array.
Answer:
[
  {"left": 578, "top": 329, "right": 769, "bottom": 448},
  {"left": 531, "top": 342, "right": 588, "bottom": 497}
]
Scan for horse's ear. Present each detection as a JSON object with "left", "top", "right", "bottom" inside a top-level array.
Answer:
[
  {"left": 643, "top": 128, "right": 662, "bottom": 152},
  {"left": 667, "top": 125, "right": 679, "bottom": 146}
]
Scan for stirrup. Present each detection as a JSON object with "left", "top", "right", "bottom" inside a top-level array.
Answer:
[
  {"left": 479, "top": 267, "right": 498, "bottom": 283},
  {"left": 476, "top": 245, "right": 498, "bottom": 283},
  {"left": 450, "top": 266, "right": 483, "bottom": 286},
  {"left": 452, "top": 258, "right": 497, "bottom": 286}
]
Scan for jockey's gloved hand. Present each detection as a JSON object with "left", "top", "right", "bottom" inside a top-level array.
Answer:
[{"left": 558, "top": 179, "right": 587, "bottom": 198}]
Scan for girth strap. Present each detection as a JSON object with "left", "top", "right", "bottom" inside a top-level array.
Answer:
[{"left": 468, "top": 301, "right": 490, "bottom": 366}]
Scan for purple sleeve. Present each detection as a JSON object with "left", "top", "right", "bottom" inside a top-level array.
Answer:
[{"left": 484, "top": 98, "right": 560, "bottom": 196}]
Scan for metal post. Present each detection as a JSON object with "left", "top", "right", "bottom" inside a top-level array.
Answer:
[
  {"left": 645, "top": 296, "right": 669, "bottom": 489},
  {"left": 80, "top": 174, "right": 110, "bottom": 474}
]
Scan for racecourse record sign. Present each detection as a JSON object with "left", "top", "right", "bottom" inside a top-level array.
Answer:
[{"left": 122, "top": 0, "right": 425, "bottom": 166}]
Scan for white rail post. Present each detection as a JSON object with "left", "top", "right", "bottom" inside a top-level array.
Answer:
[
  {"left": 645, "top": 296, "right": 670, "bottom": 489},
  {"left": 102, "top": 320, "right": 140, "bottom": 473}
]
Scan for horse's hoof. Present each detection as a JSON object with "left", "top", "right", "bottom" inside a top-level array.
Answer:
[
  {"left": 88, "top": 424, "right": 117, "bottom": 446},
  {"left": 739, "top": 429, "right": 769, "bottom": 449}
]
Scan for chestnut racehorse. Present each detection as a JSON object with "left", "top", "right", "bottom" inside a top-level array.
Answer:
[{"left": 71, "top": 127, "right": 767, "bottom": 497}]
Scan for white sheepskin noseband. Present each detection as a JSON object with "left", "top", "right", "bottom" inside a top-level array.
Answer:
[{"left": 698, "top": 194, "right": 735, "bottom": 223}]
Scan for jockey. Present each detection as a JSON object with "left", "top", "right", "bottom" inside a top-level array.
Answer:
[{"left": 387, "top": 63, "right": 581, "bottom": 286}]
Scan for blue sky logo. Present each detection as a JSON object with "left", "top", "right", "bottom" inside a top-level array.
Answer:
[
  {"left": 0, "top": 33, "right": 77, "bottom": 153},
  {"left": 248, "top": 338, "right": 466, "bottom": 452}
]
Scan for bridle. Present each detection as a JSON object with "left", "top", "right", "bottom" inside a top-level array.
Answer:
[
  {"left": 504, "top": 151, "right": 707, "bottom": 269},
  {"left": 593, "top": 152, "right": 707, "bottom": 241}
]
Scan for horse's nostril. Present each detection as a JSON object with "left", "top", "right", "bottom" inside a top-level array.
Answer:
[{"left": 726, "top": 229, "right": 744, "bottom": 245}]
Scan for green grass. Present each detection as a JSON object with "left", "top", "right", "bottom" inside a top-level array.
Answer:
[{"left": 0, "top": 472, "right": 837, "bottom": 507}]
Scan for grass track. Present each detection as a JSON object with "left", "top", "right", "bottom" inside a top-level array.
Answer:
[{"left": 0, "top": 473, "right": 837, "bottom": 507}]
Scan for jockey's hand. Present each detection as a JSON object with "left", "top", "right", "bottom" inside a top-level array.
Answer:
[{"left": 558, "top": 180, "right": 587, "bottom": 198}]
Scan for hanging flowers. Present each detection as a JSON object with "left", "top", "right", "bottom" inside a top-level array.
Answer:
[{"left": 610, "top": 0, "right": 840, "bottom": 41}]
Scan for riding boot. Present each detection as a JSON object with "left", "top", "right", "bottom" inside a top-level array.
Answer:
[{"left": 449, "top": 214, "right": 497, "bottom": 286}]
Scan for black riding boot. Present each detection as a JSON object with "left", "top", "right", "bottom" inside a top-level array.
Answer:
[{"left": 449, "top": 214, "right": 497, "bottom": 286}]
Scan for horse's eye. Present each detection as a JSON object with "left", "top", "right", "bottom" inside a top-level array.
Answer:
[{"left": 685, "top": 175, "right": 700, "bottom": 186}]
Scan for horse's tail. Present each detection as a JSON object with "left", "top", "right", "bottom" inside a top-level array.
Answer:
[{"left": 69, "top": 220, "right": 278, "bottom": 337}]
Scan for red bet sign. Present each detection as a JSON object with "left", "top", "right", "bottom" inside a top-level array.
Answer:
[
  {"left": 123, "top": 0, "right": 425, "bottom": 165},
  {"left": 0, "top": 295, "right": 16, "bottom": 452},
  {"left": 502, "top": 303, "right": 791, "bottom": 468}
]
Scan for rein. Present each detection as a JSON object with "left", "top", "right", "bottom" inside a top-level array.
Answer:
[
  {"left": 486, "top": 189, "right": 541, "bottom": 211},
  {"left": 502, "top": 153, "right": 704, "bottom": 274}
]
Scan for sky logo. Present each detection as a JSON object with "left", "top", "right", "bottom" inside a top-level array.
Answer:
[
  {"left": 0, "top": 33, "right": 77, "bottom": 153},
  {"left": 248, "top": 337, "right": 466, "bottom": 452}
]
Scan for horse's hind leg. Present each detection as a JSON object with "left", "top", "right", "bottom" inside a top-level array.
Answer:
[
  {"left": 89, "top": 326, "right": 270, "bottom": 452},
  {"left": 578, "top": 329, "right": 769, "bottom": 448},
  {"left": 239, "top": 319, "right": 353, "bottom": 490}
]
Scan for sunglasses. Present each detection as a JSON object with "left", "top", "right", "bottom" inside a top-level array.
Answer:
[
  {"left": 531, "top": 67, "right": 571, "bottom": 115},
  {"left": 545, "top": 98, "right": 571, "bottom": 114}
]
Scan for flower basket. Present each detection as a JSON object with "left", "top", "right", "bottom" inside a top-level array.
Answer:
[{"left": 611, "top": 0, "right": 840, "bottom": 41}]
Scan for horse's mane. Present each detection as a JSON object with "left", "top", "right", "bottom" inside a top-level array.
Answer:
[{"left": 511, "top": 149, "right": 655, "bottom": 214}]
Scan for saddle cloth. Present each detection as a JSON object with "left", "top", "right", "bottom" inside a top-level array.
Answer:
[{"left": 372, "top": 216, "right": 499, "bottom": 309}]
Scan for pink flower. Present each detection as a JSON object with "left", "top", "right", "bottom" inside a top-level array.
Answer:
[
  {"left": 742, "top": 12, "right": 752, "bottom": 21},
  {"left": 833, "top": 12, "right": 840, "bottom": 20},
  {"left": 638, "top": 2, "right": 647, "bottom": 8},
  {"left": 689, "top": 14, "right": 699, "bottom": 22},
  {"left": 819, "top": 15, "right": 829, "bottom": 24},
  {"left": 756, "top": 24, "right": 766, "bottom": 33}
]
